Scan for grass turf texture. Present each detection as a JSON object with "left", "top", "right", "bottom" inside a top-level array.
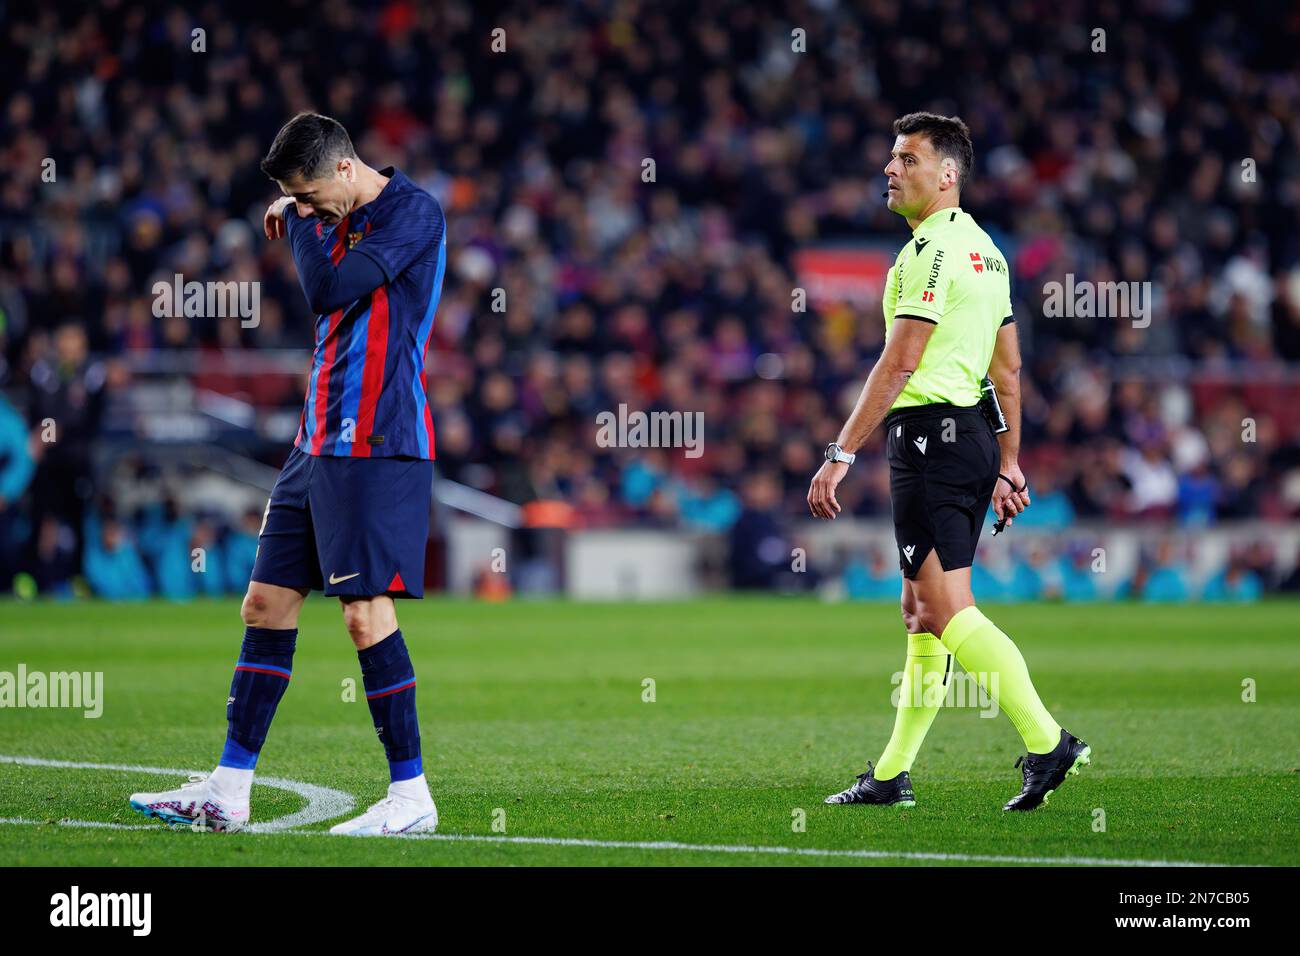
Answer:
[{"left": 1, "top": 598, "right": 1297, "bottom": 867}]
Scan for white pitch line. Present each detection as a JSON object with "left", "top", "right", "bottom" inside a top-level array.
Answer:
[
  {"left": 328, "top": 831, "right": 1236, "bottom": 867},
  {"left": 0, "top": 817, "right": 151, "bottom": 832},
  {"left": 0, "top": 816, "right": 1237, "bottom": 867},
  {"left": 0, "top": 754, "right": 353, "bottom": 832},
  {"left": 0, "top": 754, "right": 1243, "bottom": 867}
]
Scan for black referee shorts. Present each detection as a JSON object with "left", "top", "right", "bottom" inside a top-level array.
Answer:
[{"left": 884, "top": 403, "right": 999, "bottom": 579}]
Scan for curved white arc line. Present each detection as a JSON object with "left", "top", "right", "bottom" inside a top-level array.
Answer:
[
  {"left": 245, "top": 776, "right": 354, "bottom": 832},
  {"left": 0, "top": 754, "right": 354, "bottom": 830}
]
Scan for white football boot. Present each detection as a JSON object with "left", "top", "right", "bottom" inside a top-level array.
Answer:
[
  {"left": 129, "top": 773, "right": 250, "bottom": 832},
  {"left": 329, "top": 784, "right": 438, "bottom": 837}
]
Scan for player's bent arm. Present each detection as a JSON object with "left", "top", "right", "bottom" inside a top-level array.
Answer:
[
  {"left": 987, "top": 319, "right": 1023, "bottom": 466},
  {"left": 284, "top": 207, "right": 387, "bottom": 314},
  {"left": 836, "top": 316, "right": 935, "bottom": 453},
  {"left": 808, "top": 318, "right": 933, "bottom": 519}
]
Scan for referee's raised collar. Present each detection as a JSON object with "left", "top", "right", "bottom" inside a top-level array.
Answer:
[{"left": 912, "top": 206, "right": 963, "bottom": 235}]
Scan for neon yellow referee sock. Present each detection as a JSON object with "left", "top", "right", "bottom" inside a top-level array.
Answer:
[
  {"left": 940, "top": 606, "right": 1062, "bottom": 754},
  {"left": 874, "top": 633, "right": 951, "bottom": 780}
]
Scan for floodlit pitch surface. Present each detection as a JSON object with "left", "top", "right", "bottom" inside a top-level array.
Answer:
[{"left": 1, "top": 598, "right": 1296, "bottom": 866}]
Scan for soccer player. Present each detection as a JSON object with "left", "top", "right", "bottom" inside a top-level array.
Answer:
[
  {"left": 129, "top": 113, "right": 447, "bottom": 835},
  {"left": 808, "top": 113, "right": 1089, "bottom": 811}
]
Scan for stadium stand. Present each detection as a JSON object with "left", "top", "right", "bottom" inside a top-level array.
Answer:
[{"left": 2, "top": 0, "right": 1299, "bottom": 599}]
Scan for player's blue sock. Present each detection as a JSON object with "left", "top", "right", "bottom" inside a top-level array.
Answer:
[
  {"left": 358, "top": 629, "right": 422, "bottom": 783},
  {"left": 219, "top": 626, "right": 297, "bottom": 770}
]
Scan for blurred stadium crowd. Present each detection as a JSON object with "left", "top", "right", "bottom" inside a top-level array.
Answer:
[{"left": 2, "top": 0, "right": 1300, "bottom": 599}]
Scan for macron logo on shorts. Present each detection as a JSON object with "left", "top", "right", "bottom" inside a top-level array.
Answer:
[
  {"left": 914, "top": 435, "right": 928, "bottom": 455},
  {"left": 902, "top": 545, "right": 916, "bottom": 564}
]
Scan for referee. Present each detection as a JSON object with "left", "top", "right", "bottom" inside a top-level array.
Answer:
[{"left": 808, "top": 113, "right": 1090, "bottom": 811}]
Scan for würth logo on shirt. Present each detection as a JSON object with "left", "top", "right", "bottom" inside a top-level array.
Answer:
[
  {"left": 925, "top": 249, "right": 944, "bottom": 289},
  {"left": 969, "top": 252, "right": 984, "bottom": 273}
]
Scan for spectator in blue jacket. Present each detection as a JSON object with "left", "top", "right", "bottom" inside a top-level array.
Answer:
[
  {"left": 155, "top": 516, "right": 226, "bottom": 600},
  {"left": 1120, "top": 541, "right": 1194, "bottom": 603},
  {"left": 84, "top": 515, "right": 151, "bottom": 600},
  {"left": 223, "top": 508, "right": 263, "bottom": 594},
  {"left": 1058, "top": 548, "right": 1102, "bottom": 602},
  {"left": 843, "top": 546, "right": 899, "bottom": 600},
  {"left": 0, "top": 393, "right": 35, "bottom": 591},
  {"left": 1202, "top": 561, "right": 1264, "bottom": 603}
]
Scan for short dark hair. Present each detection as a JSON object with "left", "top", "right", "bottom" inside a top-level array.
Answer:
[
  {"left": 260, "top": 112, "right": 357, "bottom": 182},
  {"left": 892, "top": 112, "right": 973, "bottom": 188}
]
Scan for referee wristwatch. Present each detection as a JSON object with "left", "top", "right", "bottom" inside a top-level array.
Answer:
[{"left": 825, "top": 442, "right": 856, "bottom": 465}]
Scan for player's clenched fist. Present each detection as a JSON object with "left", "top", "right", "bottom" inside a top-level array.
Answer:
[{"left": 263, "top": 196, "right": 297, "bottom": 240}]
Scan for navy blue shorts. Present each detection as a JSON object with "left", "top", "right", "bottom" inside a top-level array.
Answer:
[{"left": 251, "top": 446, "right": 433, "bottom": 599}]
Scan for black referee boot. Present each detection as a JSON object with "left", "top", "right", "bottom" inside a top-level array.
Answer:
[
  {"left": 824, "top": 762, "right": 917, "bottom": 807},
  {"left": 1003, "top": 729, "right": 1091, "bottom": 811}
]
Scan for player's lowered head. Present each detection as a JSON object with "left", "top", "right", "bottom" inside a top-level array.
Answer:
[
  {"left": 883, "top": 111, "right": 973, "bottom": 229},
  {"left": 260, "top": 111, "right": 388, "bottom": 225}
]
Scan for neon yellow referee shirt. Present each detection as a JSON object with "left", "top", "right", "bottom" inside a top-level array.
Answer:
[{"left": 882, "top": 207, "right": 1013, "bottom": 410}]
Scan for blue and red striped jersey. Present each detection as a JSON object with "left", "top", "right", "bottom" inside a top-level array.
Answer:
[{"left": 294, "top": 168, "right": 446, "bottom": 459}]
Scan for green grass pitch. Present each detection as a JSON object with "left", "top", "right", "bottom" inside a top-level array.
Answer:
[{"left": 1, "top": 598, "right": 1297, "bottom": 866}]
